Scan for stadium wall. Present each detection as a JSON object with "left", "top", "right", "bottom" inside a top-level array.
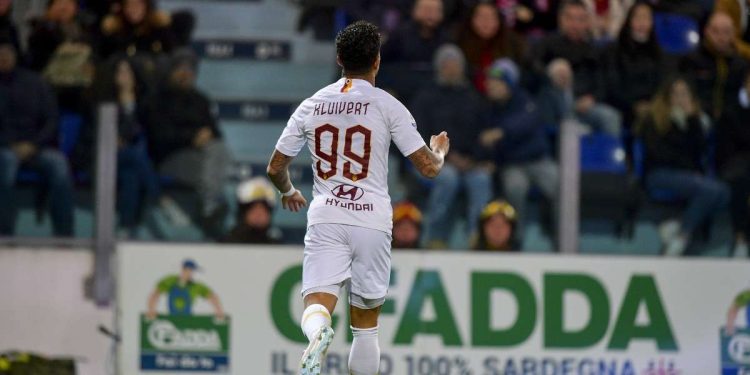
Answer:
[
  {"left": 0, "top": 248, "right": 114, "bottom": 375},
  {"left": 119, "top": 243, "right": 750, "bottom": 375}
]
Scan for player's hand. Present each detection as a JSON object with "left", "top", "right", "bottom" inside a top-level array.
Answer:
[
  {"left": 282, "top": 190, "right": 307, "bottom": 212},
  {"left": 430, "top": 131, "right": 450, "bottom": 157},
  {"left": 146, "top": 310, "right": 157, "bottom": 320}
]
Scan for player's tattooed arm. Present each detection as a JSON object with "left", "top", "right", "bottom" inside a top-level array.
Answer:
[
  {"left": 409, "top": 147, "right": 443, "bottom": 178},
  {"left": 266, "top": 150, "right": 294, "bottom": 193},
  {"left": 409, "top": 131, "right": 450, "bottom": 178}
]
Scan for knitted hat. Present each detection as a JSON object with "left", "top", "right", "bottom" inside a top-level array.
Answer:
[
  {"left": 433, "top": 44, "right": 466, "bottom": 70},
  {"left": 486, "top": 58, "right": 520, "bottom": 88}
]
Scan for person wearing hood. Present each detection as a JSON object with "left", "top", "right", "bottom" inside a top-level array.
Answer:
[
  {"left": 481, "top": 58, "right": 559, "bottom": 247},
  {"left": 142, "top": 50, "right": 230, "bottom": 240},
  {"left": 680, "top": 12, "right": 749, "bottom": 121},
  {"left": 0, "top": 40, "right": 74, "bottom": 236},
  {"left": 222, "top": 177, "right": 281, "bottom": 244},
  {"left": 410, "top": 44, "right": 493, "bottom": 248}
]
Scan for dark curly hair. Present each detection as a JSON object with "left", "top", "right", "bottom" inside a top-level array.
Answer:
[{"left": 335, "top": 21, "right": 381, "bottom": 75}]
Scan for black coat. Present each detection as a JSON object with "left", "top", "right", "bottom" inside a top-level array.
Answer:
[
  {"left": 531, "top": 33, "right": 603, "bottom": 100},
  {"left": 602, "top": 39, "right": 665, "bottom": 113},
  {"left": 679, "top": 44, "right": 748, "bottom": 119},
  {"left": 410, "top": 83, "right": 487, "bottom": 160},
  {"left": 143, "top": 86, "right": 220, "bottom": 164},
  {"left": 0, "top": 69, "right": 58, "bottom": 147},
  {"left": 381, "top": 21, "right": 450, "bottom": 65},
  {"left": 716, "top": 98, "right": 750, "bottom": 178},
  {"left": 641, "top": 115, "right": 707, "bottom": 173}
]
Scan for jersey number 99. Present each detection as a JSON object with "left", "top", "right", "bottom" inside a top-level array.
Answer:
[{"left": 314, "top": 124, "right": 371, "bottom": 182}]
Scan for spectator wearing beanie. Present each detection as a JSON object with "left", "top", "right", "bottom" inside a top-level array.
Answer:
[
  {"left": 411, "top": 44, "right": 493, "bottom": 248},
  {"left": 482, "top": 58, "right": 558, "bottom": 247},
  {"left": 143, "top": 50, "right": 231, "bottom": 240},
  {"left": 392, "top": 201, "right": 423, "bottom": 249}
]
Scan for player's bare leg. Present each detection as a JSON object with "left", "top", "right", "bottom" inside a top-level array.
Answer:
[
  {"left": 300, "top": 292, "right": 338, "bottom": 375},
  {"left": 348, "top": 305, "right": 382, "bottom": 375}
]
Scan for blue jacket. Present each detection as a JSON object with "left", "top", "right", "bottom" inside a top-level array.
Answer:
[{"left": 486, "top": 90, "right": 550, "bottom": 165}]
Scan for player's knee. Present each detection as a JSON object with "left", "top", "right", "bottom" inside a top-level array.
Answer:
[{"left": 350, "top": 295, "right": 383, "bottom": 328}]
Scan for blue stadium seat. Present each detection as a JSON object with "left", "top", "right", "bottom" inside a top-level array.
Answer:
[
  {"left": 58, "top": 112, "right": 83, "bottom": 157},
  {"left": 580, "top": 133, "right": 627, "bottom": 174},
  {"left": 653, "top": 12, "right": 700, "bottom": 55}
]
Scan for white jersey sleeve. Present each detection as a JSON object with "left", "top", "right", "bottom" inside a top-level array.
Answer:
[
  {"left": 274, "top": 108, "right": 307, "bottom": 157},
  {"left": 386, "top": 100, "right": 426, "bottom": 157}
]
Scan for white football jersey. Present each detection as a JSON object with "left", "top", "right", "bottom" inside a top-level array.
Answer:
[{"left": 275, "top": 77, "right": 426, "bottom": 233}]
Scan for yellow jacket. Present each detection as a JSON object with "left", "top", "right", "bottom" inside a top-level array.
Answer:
[{"left": 715, "top": 0, "right": 750, "bottom": 60}]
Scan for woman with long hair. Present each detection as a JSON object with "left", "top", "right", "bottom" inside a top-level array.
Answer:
[
  {"left": 603, "top": 1, "right": 665, "bottom": 125},
  {"left": 80, "top": 56, "right": 160, "bottom": 237},
  {"left": 639, "top": 77, "right": 730, "bottom": 256},
  {"left": 457, "top": 1, "right": 525, "bottom": 93}
]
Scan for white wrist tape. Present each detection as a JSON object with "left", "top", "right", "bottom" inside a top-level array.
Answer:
[{"left": 281, "top": 186, "right": 296, "bottom": 197}]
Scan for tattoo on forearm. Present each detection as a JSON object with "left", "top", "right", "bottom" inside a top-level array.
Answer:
[
  {"left": 267, "top": 150, "right": 294, "bottom": 193},
  {"left": 408, "top": 146, "right": 443, "bottom": 177}
]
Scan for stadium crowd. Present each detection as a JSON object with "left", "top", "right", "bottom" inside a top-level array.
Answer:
[
  {"left": 326, "top": 0, "right": 750, "bottom": 256},
  {"left": 2, "top": 0, "right": 750, "bottom": 257}
]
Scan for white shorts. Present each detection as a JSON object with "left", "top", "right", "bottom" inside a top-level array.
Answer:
[{"left": 302, "top": 223, "right": 392, "bottom": 307}]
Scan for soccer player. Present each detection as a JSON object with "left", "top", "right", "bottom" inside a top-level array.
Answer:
[{"left": 266, "top": 21, "right": 450, "bottom": 375}]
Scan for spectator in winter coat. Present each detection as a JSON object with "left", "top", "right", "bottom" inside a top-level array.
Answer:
[
  {"left": 0, "top": 41, "right": 74, "bottom": 236},
  {"left": 680, "top": 12, "right": 748, "bottom": 121},
  {"left": 411, "top": 44, "right": 492, "bottom": 248},
  {"left": 714, "top": 0, "right": 750, "bottom": 60},
  {"left": 716, "top": 70, "right": 750, "bottom": 257},
  {"left": 602, "top": 1, "right": 665, "bottom": 126},
  {"left": 638, "top": 77, "right": 729, "bottom": 256},
  {"left": 531, "top": 0, "right": 622, "bottom": 136},
  {"left": 481, "top": 58, "right": 558, "bottom": 246},
  {"left": 143, "top": 51, "right": 230, "bottom": 240},
  {"left": 381, "top": 0, "right": 449, "bottom": 65}
]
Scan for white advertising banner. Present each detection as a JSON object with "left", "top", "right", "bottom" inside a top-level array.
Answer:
[{"left": 118, "top": 243, "right": 750, "bottom": 375}]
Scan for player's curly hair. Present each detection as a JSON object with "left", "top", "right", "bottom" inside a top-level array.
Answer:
[{"left": 335, "top": 21, "right": 381, "bottom": 75}]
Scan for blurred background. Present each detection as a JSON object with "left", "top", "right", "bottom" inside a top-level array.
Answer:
[
  {"left": 0, "top": 0, "right": 749, "bottom": 373},
  {"left": 0, "top": 0, "right": 745, "bottom": 255}
]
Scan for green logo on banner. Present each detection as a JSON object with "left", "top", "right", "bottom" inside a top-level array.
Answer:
[
  {"left": 140, "top": 259, "right": 230, "bottom": 372},
  {"left": 270, "top": 265, "right": 678, "bottom": 352},
  {"left": 141, "top": 315, "right": 230, "bottom": 352}
]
